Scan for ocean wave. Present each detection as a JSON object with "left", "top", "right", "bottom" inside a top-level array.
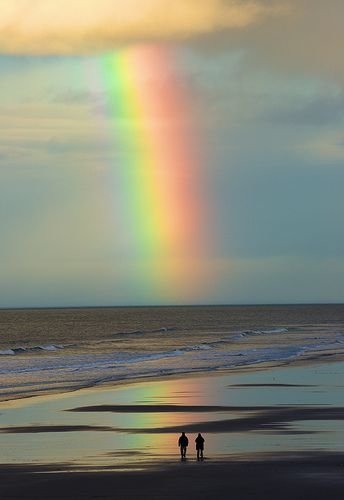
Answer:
[
  {"left": 113, "top": 330, "right": 143, "bottom": 337},
  {"left": 261, "top": 328, "right": 289, "bottom": 334},
  {"left": 0, "top": 344, "right": 65, "bottom": 356},
  {"left": 112, "top": 326, "right": 177, "bottom": 338},
  {"left": 0, "top": 349, "right": 16, "bottom": 356},
  {"left": 152, "top": 327, "right": 177, "bottom": 333},
  {"left": 1, "top": 326, "right": 291, "bottom": 357},
  {"left": 237, "top": 327, "right": 289, "bottom": 338},
  {"left": 2, "top": 333, "right": 344, "bottom": 390}
]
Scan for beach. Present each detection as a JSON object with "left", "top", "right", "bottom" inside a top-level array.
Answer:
[
  {"left": 1, "top": 355, "right": 344, "bottom": 499},
  {"left": 3, "top": 0, "right": 344, "bottom": 496}
]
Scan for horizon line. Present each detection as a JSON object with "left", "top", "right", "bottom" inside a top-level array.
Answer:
[{"left": 1, "top": 302, "right": 344, "bottom": 311}]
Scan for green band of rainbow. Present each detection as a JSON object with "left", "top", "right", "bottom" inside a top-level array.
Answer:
[{"left": 91, "top": 45, "right": 206, "bottom": 298}]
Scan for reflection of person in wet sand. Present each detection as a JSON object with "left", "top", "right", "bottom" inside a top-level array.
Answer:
[
  {"left": 195, "top": 433, "right": 205, "bottom": 461},
  {"left": 178, "top": 432, "right": 189, "bottom": 459}
]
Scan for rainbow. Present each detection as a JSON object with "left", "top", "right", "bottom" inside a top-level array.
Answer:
[{"left": 89, "top": 45, "right": 206, "bottom": 299}]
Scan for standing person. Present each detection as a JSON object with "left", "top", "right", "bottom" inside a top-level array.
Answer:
[
  {"left": 195, "top": 433, "right": 205, "bottom": 461},
  {"left": 178, "top": 432, "right": 189, "bottom": 459}
]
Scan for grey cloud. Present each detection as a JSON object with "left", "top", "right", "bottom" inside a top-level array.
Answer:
[
  {"left": 267, "top": 93, "right": 344, "bottom": 125},
  {"left": 195, "top": 0, "right": 344, "bottom": 83}
]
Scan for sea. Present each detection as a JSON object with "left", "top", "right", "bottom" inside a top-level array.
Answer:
[{"left": 1, "top": 304, "right": 344, "bottom": 402}]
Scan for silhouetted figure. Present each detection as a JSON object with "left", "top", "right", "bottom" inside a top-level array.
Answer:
[
  {"left": 178, "top": 432, "right": 189, "bottom": 459},
  {"left": 195, "top": 433, "right": 205, "bottom": 460}
]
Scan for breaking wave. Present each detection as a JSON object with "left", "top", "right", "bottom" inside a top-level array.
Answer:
[{"left": 0, "top": 344, "right": 65, "bottom": 356}]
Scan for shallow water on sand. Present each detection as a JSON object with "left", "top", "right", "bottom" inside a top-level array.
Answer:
[{"left": 1, "top": 360, "right": 344, "bottom": 470}]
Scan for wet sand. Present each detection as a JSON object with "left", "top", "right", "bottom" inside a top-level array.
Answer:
[
  {"left": 1, "top": 358, "right": 344, "bottom": 498},
  {"left": 2, "top": 453, "right": 344, "bottom": 499}
]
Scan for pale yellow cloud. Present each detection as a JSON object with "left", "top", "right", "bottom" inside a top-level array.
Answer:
[{"left": 0, "top": 0, "right": 285, "bottom": 54}]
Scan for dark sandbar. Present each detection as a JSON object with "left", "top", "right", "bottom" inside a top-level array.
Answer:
[
  {"left": 67, "top": 404, "right": 275, "bottom": 413},
  {"left": 111, "top": 406, "right": 344, "bottom": 434},
  {"left": 0, "top": 425, "right": 113, "bottom": 434},
  {"left": 229, "top": 383, "right": 317, "bottom": 387},
  {"left": 5, "top": 405, "right": 343, "bottom": 435}
]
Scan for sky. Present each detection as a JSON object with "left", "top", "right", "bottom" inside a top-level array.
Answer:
[{"left": 1, "top": 0, "right": 344, "bottom": 307}]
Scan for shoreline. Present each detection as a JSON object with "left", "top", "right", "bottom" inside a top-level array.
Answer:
[
  {"left": 1, "top": 347, "right": 343, "bottom": 406},
  {"left": 2, "top": 355, "right": 344, "bottom": 497}
]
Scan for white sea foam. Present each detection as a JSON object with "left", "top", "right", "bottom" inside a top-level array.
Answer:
[
  {"left": 261, "top": 328, "right": 289, "bottom": 334},
  {"left": 238, "top": 327, "right": 289, "bottom": 338},
  {"left": 1, "top": 310, "right": 344, "bottom": 401},
  {"left": 0, "top": 344, "right": 65, "bottom": 356},
  {"left": 38, "top": 344, "right": 64, "bottom": 351}
]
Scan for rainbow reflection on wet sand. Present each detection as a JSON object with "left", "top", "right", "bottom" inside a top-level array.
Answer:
[{"left": 1, "top": 360, "right": 344, "bottom": 471}]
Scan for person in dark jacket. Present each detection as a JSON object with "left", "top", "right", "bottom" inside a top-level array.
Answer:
[
  {"left": 178, "top": 432, "right": 189, "bottom": 459},
  {"left": 195, "top": 433, "right": 205, "bottom": 460}
]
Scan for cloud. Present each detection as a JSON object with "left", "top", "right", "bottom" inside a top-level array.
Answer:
[
  {"left": 301, "top": 131, "right": 344, "bottom": 161},
  {"left": 0, "top": 0, "right": 285, "bottom": 55},
  {"left": 209, "top": 0, "right": 344, "bottom": 82},
  {"left": 267, "top": 92, "right": 344, "bottom": 125}
]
